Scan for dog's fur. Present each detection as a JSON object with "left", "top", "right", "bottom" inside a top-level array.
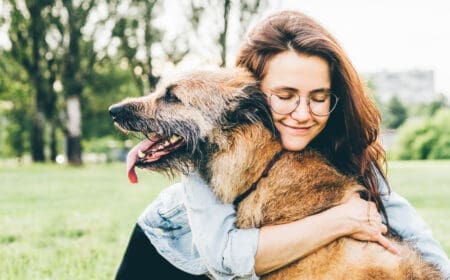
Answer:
[{"left": 110, "top": 68, "right": 443, "bottom": 279}]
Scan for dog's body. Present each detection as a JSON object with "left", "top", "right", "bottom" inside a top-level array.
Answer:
[{"left": 110, "top": 68, "right": 443, "bottom": 279}]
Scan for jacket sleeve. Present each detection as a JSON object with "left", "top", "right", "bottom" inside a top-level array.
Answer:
[
  {"left": 182, "top": 172, "right": 260, "bottom": 280},
  {"left": 377, "top": 172, "right": 450, "bottom": 278}
]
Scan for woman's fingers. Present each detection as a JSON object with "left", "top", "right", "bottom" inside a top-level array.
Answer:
[
  {"left": 380, "top": 224, "right": 388, "bottom": 234},
  {"left": 367, "top": 213, "right": 398, "bottom": 255},
  {"left": 373, "top": 233, "right": 399, "bottom": 255},
  {"left": 342, "top": 196, "right": 398, "bottom": 255}
]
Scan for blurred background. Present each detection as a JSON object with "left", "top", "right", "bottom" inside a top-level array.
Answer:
[
  {"left": 0, "top": 0, "right": 449, "bottom": 164},
  {"left": 0, "top": 0, "right": 449, "bottom": 279}
]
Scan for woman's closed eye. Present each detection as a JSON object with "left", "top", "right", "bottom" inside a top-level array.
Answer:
[
  {"left": 274, "top": 93, "right": 296, "bottom": 100},
  {"left": 310, "top": 92, "right": 330, "bottom": 103}
]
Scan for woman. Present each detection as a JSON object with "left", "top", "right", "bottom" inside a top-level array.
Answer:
[{"left": 115, "top": 11, "right": 450, "bottom": 279}]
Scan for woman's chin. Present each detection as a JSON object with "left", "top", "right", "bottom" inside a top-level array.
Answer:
[{"left": 280, "top": 138, "right": 309, "bottom": 152}]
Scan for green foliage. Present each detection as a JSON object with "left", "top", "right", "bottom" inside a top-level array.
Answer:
[
  {"left": 3, "top": 1, "right": 64, "bottom": 162},
  {"left": 82, "top": 59, "right": 141, "bottom": 140},
  {"left": 383, "top": 96, "right": 408, "bottom": 129},
  {"left": 1, "top": 0, "right": 265, "bottom": 161},
  {"left": 0, "top": 57, "right": 32, "bottom": 158},
  {"left": 392, "top": 109, "right": 450, "bottom": 160},
  {"left": 80, "top": 59, "right": 142, "bottom": 162},
  {"left": 428, "top": 110, "right": 450, "bottom": 159},
  {"left": 408, "top": 94, "right": 448, "bottom": 118}
]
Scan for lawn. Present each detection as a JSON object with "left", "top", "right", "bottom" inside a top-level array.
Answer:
[{"left": 0, "top": 161, "right": 449, "bottom": 279}]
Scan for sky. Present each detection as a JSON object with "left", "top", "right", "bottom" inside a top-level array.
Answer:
[{"left": 264, "top": 0, "right": 450, "bottom": 96}]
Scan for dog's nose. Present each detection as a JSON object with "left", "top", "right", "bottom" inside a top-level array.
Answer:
[{"left": 109, "top": 104, "right": 123, "bottom": 120}]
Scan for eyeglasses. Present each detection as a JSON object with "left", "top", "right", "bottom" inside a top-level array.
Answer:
[{"left": 268, "top": 91, "right": 339, "bottom": 116}]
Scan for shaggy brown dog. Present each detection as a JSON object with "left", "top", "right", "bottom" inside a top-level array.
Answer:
[{"left": 109, "top": 68, "right": 443, "bottom": 279}]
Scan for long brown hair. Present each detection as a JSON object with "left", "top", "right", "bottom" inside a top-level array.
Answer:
[{"left": 236, "top": 10, "right": 390, "bottom": 221}]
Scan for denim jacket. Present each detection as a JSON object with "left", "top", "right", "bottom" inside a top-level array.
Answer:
[{"left": 137, "top": 172, "right": 450, "bottom": 279}]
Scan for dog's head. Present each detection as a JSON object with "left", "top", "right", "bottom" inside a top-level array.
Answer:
[{"left": 109, "top": 68, "right": 275, "bottom": 182}]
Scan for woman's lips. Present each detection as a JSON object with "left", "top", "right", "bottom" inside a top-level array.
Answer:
[{"left": 280, "top": 123, "right": 313, "bottom": 134}]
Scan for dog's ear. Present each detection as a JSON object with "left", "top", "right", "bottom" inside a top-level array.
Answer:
[{"left": 226, "top": 85, "right": 277, "bottom": 136}]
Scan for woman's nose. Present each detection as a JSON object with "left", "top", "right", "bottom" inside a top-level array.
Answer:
[{"left": 290, "top": 99, "right": 312, "bottom": 121}]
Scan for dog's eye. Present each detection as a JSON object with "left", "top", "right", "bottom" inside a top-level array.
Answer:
[{"left": 163, "top": 87, "right": 180, "bottom": 103}]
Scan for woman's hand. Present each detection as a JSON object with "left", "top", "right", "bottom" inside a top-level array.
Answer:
[
  {"left": 254, "top": 193, "right": 400, "bottom": 275},
  {"left": 335, "top": 194, "right": 399, "bottom": 255}
]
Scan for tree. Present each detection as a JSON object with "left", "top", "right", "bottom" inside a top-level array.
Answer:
[
  {"left": 112, "top": 0, "right": 265, "bottom": 93},
  {"left": 218, "top": 0, "right": 231, "bottom": 67},
  {"left": 82, "top": 58, "right": 141, "bottom": 140},
  {"left": 219, "top": 0, "right": 265, "bottom": 66},
  {"left": 2, "top": 0, "right": 58, "bottom": 162},
  {"left": 2, "top": 0, "right": 120, "bottom": 164},
  {"left": 424, "top": 93, "right": 447, "bottom": 116},
  {"left": 383, "top": 96, "right": 407, "bottom": 129},
  {"left": 1, "top": 0, "right": 267, "bottom": 162},
  {"left": 112, "top": 0, "right": 192, "bottom": 93},
  {"left": 57, "top": 0, "right": 98, "bottom": 165},
  {"left": 392, "top": 109, "right": 450, "bottom": 160},
  {"left": 0, "top": 56, "right": 32, "bottom": 159},
  {"left": 38, "top": 0, "right": 122, "bottom": 165}
]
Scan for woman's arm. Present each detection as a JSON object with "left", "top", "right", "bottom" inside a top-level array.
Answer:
[
  {"left": 183, "top": 173, "right": 395, "bottom": 277},
  {"left": 254, "top": 194, "right": 397, "bottom": 274},
  {"left": 182, "top": 173, "right": 259, "bottom": 279},
  {"left": 377, "top": 173, "right": 450, "bottom": 278}
]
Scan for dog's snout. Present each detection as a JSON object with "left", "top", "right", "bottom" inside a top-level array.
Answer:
[{"left": 109, "top": 104, "right": 123, "bottom": 120}]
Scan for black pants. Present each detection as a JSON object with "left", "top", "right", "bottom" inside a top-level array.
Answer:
[{"left": 115, "top": 224, "right": 210, "bottom": 280}]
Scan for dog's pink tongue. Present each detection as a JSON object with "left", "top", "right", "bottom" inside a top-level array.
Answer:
[{"left": 126, "top": 139, "right": 156, "bottom": 184}]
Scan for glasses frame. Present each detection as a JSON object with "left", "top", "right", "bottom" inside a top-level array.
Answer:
[{"left": 268, "top": 92, "right": 340, "bottom": 117}]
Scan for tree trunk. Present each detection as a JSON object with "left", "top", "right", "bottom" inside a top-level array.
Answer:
[
  {"left": 66, "top": 96, "right": 82, "bottom": 165},
  {"left": 29, "top": 2, "right": 48, "bottom": 162},
  {"left": 50, "top": 119, "right": 57, "bottom": 162},
  {"left": 144, "top": 0, "right": 159, "bottom": 92},
  {"left": 219, "top": 0, "right": 231, "bottom": 67},
  {"left": 66, "top": 135, "right": 82, "bottom": 165},
  {"left": 31, "top": 111, "right": 46, "bottom": 162},
  {"left": 63, "top": 1, "right": 85, "bottom": 166}
]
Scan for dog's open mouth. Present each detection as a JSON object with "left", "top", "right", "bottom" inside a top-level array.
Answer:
[{"left": 126, "top": 132, "right": 185, "bottom": 183}]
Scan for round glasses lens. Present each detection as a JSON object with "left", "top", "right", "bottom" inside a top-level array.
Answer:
[
  {"left": 269, "top": 94, "right": 299, "bottom": 115},
  {"left": 309, "top": 92, "right": 339, "bottom": 116}
]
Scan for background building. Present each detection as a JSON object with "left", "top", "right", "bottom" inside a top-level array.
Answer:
[{"left": 365, "top": 70, "right": 437, "bottom": 104}]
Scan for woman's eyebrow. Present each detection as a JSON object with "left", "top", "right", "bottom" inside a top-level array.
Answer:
[
  {"left": 309, "top": 88, "right": 332, "bottom": 94},
  {"left": 268, "top": 87, "right": 298, "bottom": 94},
  {"left": 268, "top": 87, "right": 331, "bottom": 94}
]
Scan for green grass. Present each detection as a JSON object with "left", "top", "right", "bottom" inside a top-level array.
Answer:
[
  {"left": 0, "top": 161, "right": 449, "bottom": 279},
  {"left": 386, "top": 160, "right": 450, "bottom": 253},
  {"left": 0, "top": 163, "right": 174, "bottom": 279}
]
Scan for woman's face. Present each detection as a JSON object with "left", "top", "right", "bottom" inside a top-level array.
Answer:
[{"left": 261, "top": 51, "right": 331, "bottom": 151}]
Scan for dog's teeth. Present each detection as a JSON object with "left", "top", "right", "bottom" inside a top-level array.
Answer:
[
  {"left": 148, "top": 132, "right": 158, "bottom": 139},
  {"left": 138, "top": 150, "right": 146, "bottom": 159},
  {"left": 163, "top": 140, "right": 170, "bottom": 146},
  {"left": 170, "top": 135, "right": 180, "bottom": 143}
]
